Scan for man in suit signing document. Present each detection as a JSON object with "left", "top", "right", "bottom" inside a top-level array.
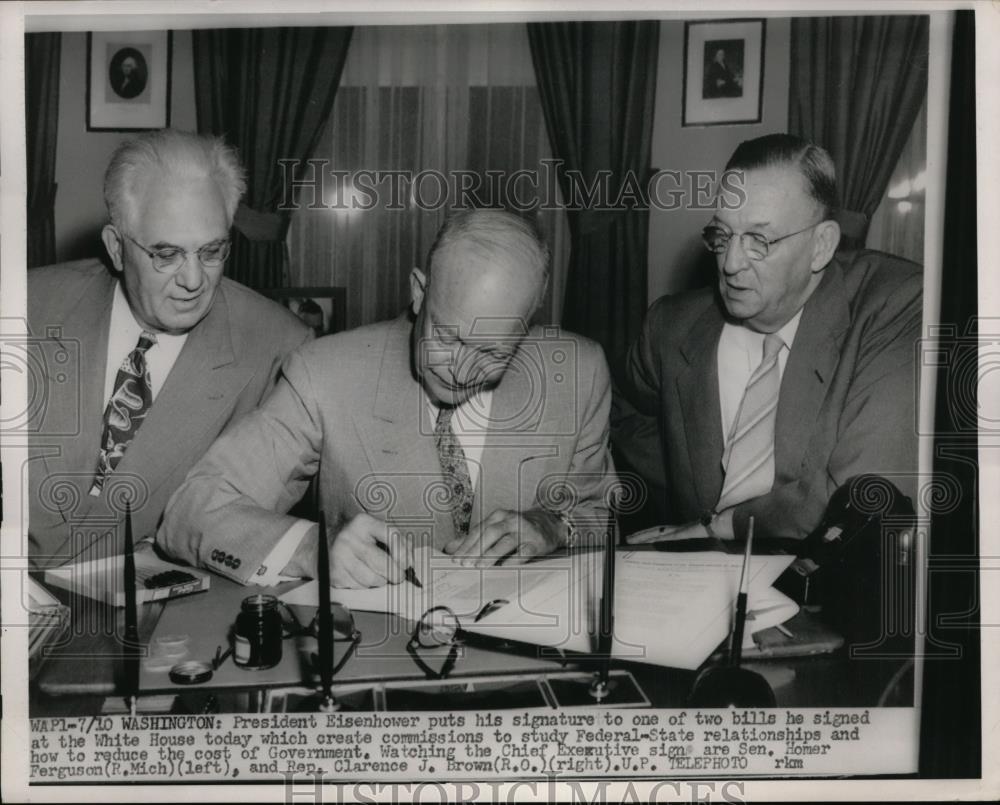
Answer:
[
  {"left": 161, "top": 209, "right": 616, "bottom": 588},
  {"left": 27, "top": 129, "right": 310, "bottom": 569}
]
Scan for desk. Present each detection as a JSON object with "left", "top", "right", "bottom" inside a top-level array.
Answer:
[{"left": 32, "top": 575, "right": 911, "bottom": 716}]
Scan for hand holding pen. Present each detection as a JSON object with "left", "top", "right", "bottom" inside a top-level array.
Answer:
[{"left": 327, "top": 513, "right": 422, "bottom": 589}]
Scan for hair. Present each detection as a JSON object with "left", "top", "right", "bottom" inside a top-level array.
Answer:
[
  {"left": 103, "top": 128, "right": 247, "bottom": 233},
  {"left": 725, "top": 133, "right": 839, "bottom": 218},
  {"left": 425, "top": 208, "right": 551, "bottom": 311}
]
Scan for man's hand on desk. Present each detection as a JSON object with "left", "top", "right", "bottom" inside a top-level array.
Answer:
[
  {"left": 444, "top": 508, "right": 564, "bottom": 567},
  {"left": 280, "top": 513, "right": 415, "bottom": 588},
  {"left": 625, "top": 508, "right": 736, "bottom": 544}
]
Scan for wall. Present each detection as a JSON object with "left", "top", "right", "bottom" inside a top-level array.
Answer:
[
  {"left": 53, "top": 30, "right": 197, "bottom": 263},
  {"left": 646, "top": 18, "right": 791, "bottom": 303}
]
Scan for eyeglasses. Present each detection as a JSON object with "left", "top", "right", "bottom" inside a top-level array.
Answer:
[
  {"left": 121, "top": 231, "right": 231, "bottom": 273},
  {"left": 702, "top": 220, "right": 823, "bottom": 261},
  {"left": 406, "top": 599, "right": 509, "bottom": 680}
]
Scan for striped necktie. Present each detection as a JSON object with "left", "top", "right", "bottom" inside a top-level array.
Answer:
[
  {"left": 434, "top": 405, "right": 475, "bottom": 538},
  {"left": 716, "top": 332, "right": 784, "bottom": 512},
  {"left": 90, "top": 331, "right": 156, "bottom": 496}
]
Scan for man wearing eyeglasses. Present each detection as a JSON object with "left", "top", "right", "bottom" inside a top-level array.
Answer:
[
  {"left": 160, "top": 208, "right": 616, "bottom": 588},
  {"left": 615, "top": 133, "right": 921, "bottom": 544},
  {"left": 26, "top": 129, "right": 311, "bottom": 569}
]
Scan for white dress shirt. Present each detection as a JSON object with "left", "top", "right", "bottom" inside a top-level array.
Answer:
[
  {"left": 717, "top": 310, "right": 802, "bottom": 448},
  {"left": 103, "top": 281, "right": 188, "bottom": 406},
  {"left": 252, "top": 389, "right": 495, "bottom": 585}
]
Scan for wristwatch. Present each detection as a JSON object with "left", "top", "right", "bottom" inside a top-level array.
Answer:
[
  {"left": 553, "top": 510, "right": 579, "bottom": 548},
  {"left": 700, "top": 510, "right": 719, "bottom": 539}
]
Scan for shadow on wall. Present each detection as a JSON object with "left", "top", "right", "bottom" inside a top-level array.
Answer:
[{"left": 58, "top": 227, "right": 107, "bottom": 263}]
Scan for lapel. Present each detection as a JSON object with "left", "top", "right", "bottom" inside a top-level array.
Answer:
[
  {"left": 676, "top": 303, "right": 726, "bottom": 511},
  {"left": 44, "top": 270, "right": 116, "bottom": 524},
  {"left": 115, "top": 283, "right": 254, "bottom": 502},
  {"left": 774, "top": 259, "right": 850, "bottom": 479},
  {"left": 356, "top": 316, "right": 453, "bottom": 539},
  {"left": 478, "top": 342, "right": 547, "bottom": 518}
]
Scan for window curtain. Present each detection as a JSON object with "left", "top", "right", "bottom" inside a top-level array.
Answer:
[
  {"left": 193, "top": 27, "right": 353, "bottom": 289},
  {"left": 527, "top": 21, "right": 659, "bottom": 365},
  {"left": 286, "top": 25, "right": 570, "bottom": 331},
  {"left": 866, "top": 96, "right": 927, "bottom": 263},
  {"left": 789, "top": 15, "right": 928, "bottom": 249},
  {"left": 920, "top": 9, "right": 979, "bottom": 778},
  {"left": 26, "top": 32, "right": 61, "bottom": 268}
]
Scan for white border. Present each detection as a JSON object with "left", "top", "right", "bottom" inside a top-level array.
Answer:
[{"left": 1, "top": 1, "right": 996, "bottom": 802}]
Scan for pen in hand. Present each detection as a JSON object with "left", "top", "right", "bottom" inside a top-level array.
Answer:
[{"left": 374, "top": 537, "right": 423, "bottom": 589}]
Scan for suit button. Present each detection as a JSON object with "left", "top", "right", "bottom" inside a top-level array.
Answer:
[
  {"left": 224, "top": 554, "right": 234, "bottom": 568},
  {"left": 210, "top": 549, "right": 220, "bottom": 562},
  {"left": 233, "top": 558, "right": 241, "bottom": 569}
]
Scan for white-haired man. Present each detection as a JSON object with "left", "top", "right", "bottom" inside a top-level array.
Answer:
[
  {"left": 27, "top": 129, "right": 311, "bottom": 569},
  {"left": 161, "top": 209, "right": 617, "bottom": 588}
]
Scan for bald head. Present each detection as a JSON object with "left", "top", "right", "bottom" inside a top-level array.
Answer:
[{"left": 410, "top": 209, "right": 550, "bottom": 406}]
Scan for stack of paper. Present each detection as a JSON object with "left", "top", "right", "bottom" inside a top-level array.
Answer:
[{"left": 280, "top": 546, "right": 797, "bottom": 671}]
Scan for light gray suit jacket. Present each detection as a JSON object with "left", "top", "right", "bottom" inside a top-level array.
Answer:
[
  {"left": 159, "top": 314, "right": 617, "bottom": 584},
  {"left": 26, "top": 259, "right": 311, "bottom": 568}
]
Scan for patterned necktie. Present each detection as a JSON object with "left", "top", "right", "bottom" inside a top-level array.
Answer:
[
  {"left": 716, "top": 332, "right": 784, "bottom": 512},
  {"left": 90, "top": 331, "right": 157, "bottom": 496},
  {"left": 434, "top": 405, "right": 475, "bottom": 538}
]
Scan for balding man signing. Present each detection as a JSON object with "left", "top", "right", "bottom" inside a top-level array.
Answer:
[{"left": 160, "top": 209, "right": 616, "bottom": 587}]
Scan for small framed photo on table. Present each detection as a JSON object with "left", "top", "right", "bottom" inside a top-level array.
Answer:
[
  {"left": 683, "top": 19, "right": 765, "bottom": 127},
  {"left": 87, "top": 31, "right": 172, "bottom": 131}
]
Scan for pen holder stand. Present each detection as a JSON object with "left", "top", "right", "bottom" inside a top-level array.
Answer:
[{"left": 545, "top": 669, "right": 650, "bottom": 708}]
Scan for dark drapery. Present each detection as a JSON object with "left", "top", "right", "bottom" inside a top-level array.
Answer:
[
  {"left": 26, "top": 33, "right": 61, "bottom": 268},
  {"left": 528, "top": 22, "right": 658, "bottom": 364},
  {"left": 920, "top": 10, "right": 980, "bottom": 778},
  {"left": 193, "top": 27, "right": 353, "bottom": 289},
  {"left": 789, "top": 15, "right": 928, "bottom": 247}
]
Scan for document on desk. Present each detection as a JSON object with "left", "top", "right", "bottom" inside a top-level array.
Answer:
[{"left": 280, "top": 547, "right": 797, "bottom": 670}]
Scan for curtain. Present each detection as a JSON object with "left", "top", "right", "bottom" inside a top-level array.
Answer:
[
  {"left": 286, "top": 25, "right": 570, "bottom": 331},
  {"left": 920, "top": 9, "right": 979, "bottom": 778},
  {"left": 789, "top": 15, "right": 928, "bottom": 248},
  {"left": 527, "top": 21, "right": 658, "bottom": 365},
  {"left": 866, "top": 96, "right": 927, "bottom": 262},
  {"left": 193, "top": 27, "right": 353, "bottom": 289},
  {"left": 26, "top": 33, "right": 61, "bottom": 268}
]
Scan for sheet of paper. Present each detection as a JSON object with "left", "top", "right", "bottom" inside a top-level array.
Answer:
[
  {"left": 280, "top": 546, "right": 797, "bottom": 671},
  {"left": 279, "top": 546, "right": 579, "bottom": 624}
]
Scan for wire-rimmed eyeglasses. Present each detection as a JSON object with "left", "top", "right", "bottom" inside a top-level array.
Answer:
[
  {"left": 406, "top": 599, "right": 509, "bottom": 680},
  {"left": 121, "top": 231, "right": 231, "bottom": 274},
  {"left": 701, "top": 220, "right": 824, "bottom": 261}
]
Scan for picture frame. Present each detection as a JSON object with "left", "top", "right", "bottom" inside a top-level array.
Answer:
[
  {"left": 87, "top": 30, "right": 172, "bottom": 131},
  {"left": 683, "top": 19, "right": 765, "bottom": 127},
  {"left": 259, "top": 287, "right": 348, "bottom": 337}
]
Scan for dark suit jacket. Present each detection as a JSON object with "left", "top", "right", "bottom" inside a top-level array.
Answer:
[
  {"left": 159, "top": 314, "right": 617, "bottom": 584},
  {"left": 26, "top": 259, "right": 311, "bottom": 568},
  {"left": 616, "top": 249, "right": 922, "bottom": 540}
]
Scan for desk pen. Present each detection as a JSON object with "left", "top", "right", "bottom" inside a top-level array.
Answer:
[{"left": 374, "top": 537, "right": 423, "bottom": 588}]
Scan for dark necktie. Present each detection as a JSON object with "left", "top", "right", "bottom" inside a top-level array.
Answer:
[
  {"left": 434, "top": 405, "right": 475, "bottom": 537},
  {"left": 716, "top": 332, "right": 784, "bottom": 511},
  {"left": 90, "top": 331, "right": 156, "bottom": 497}
]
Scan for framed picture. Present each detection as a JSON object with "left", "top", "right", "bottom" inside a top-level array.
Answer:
[
  {"left": 260, "top": 287, "right": 348, "bottom": 337},
  {"left": 683, "top": 19, "right": 765, "bottom": 127},
  {"left": 87, "top": 31, "right": 172, "bottom": 131}
]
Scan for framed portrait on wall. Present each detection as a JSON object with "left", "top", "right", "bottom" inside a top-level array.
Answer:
[
  {"left": 259, "top": 287, "right": 348, "bottom": 338},
  {"left": 683, "top": 19, "right": 765, "bottom": 126},
  {"left": 87, "top": 31, "right": 172, "bottom": 131}
]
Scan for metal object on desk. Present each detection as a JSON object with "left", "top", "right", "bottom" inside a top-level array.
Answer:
[{"left": 688, "top": 517, "right": 777, "bottom": 707}]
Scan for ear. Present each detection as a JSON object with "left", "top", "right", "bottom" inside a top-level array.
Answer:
[
  {"left": 102, "top": 225, "right": 125, "bottom": 274},
  {"left": 810, "top": 219, "right": 841, "bottom": 272},
  {"left": 409, "top": 267, "right": 427, "bottom": 315}
]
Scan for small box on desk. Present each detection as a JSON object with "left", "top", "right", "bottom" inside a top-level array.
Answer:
[{"left": 43, "top": 551, "right": 210, "bottom": 608}]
